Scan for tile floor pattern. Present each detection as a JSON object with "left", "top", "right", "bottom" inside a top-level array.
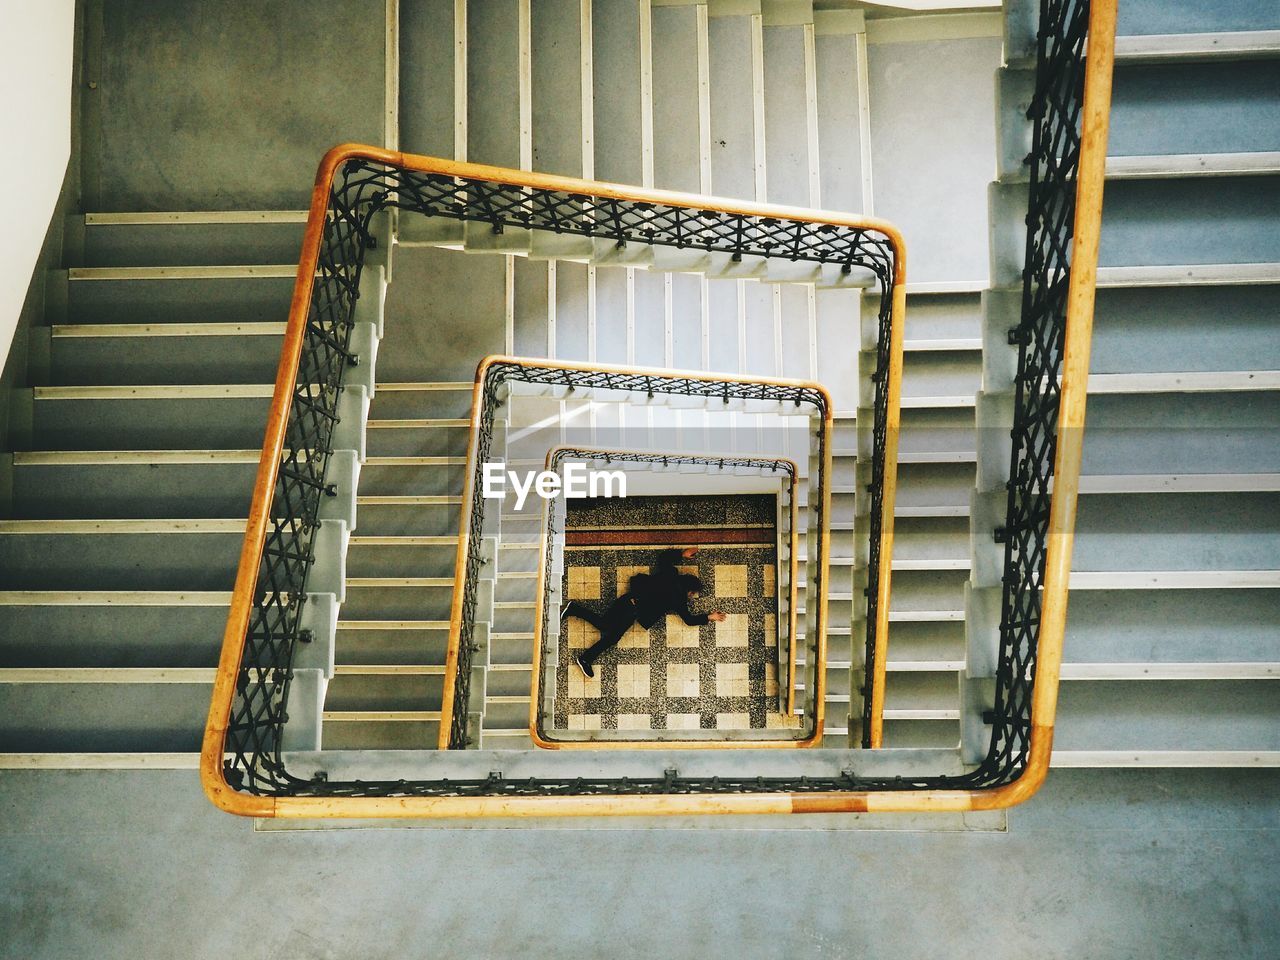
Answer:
[{"left": 552, "top": 495, "right": 799, "bottom": 733}]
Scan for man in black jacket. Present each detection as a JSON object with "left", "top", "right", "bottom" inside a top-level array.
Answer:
[{"left": 563, "top": 546, "right": 727, "bottom": 679}]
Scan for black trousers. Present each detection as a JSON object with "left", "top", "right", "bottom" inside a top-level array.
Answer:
[{"left": 565, "top": 597, "right": 638, "bottom": 666}]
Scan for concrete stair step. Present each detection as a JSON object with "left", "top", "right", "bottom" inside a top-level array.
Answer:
[
  {"left": 346, "top": 536, "right": 459, "bottom": 578},
  {"left": 364, "top": 418, "right": 469, "bottom": 458},
  {"left": 1053, "top": 680, "right": 1280, "bottom": 751},
  {"left": 1090, "top": 285, "right": 1280, "bottom": 376},
  {"left": 1073, "top": 492, "right": 1280, "bottom": 573},
  {"left": 0, "top": 674, "right": 212, "bottom": 752},
  {"left": 64, "top": 267, "right": 295, "bottom": 325},
  {"left": 357, "top": 457, "right": 467, "bottom": 497},
  {"left": 1063, "top": 588, "right": 1280, "bottom": 663},
  {"left": 44, "top": 322, "right": 284, "bottom": 385},
  {"left": 354, "top": 497, "right": 462, "bottom": 537},
  {"left": 334, "top": 621, "right": 452, "bottom": 667},
  {"left": 1106, "top": 150, "right": 1280, "bottom": 180},
  {"left": 8, "top": 449, "right": 258, "bottom": 519},
  {"left": 28, "top": 385, "right": 273, "bottom": 450},
  {"left": 368, "top": 382, "right": 474, "bottom": 420},
  {"left": 0, "top": 591, "right": 229, "bottom": 667},
  {"left": 1114, "top": 29, "right": 1280, "bottom": 64},
  {"left": 325, "top": 666, "right": 445, "bottom": 712},
  {"left": 320, "top": 713, "right": 441, "bottom": 750},
  {"left": 76, "top": 212, "right": 307, "bottom": 267},
  {"left": 0, "top": 520, "right": 243, "bottom": 590},
  {"left": 341, "top": 578, "right": 455, "bottom": 621},
  {"left": 1110, "top": 57, "right": 1280, "bottom": 165}
]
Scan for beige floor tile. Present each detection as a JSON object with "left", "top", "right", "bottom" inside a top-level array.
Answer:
[
  {"left": 715, "top": 613, "right": 750, "bottom": 647},
  {"left": 567, "top": 566, "right": 600, "bottom": 600},
  {"left": 715, "top": 564, "right": 749, "bottom": 597},
  {"left": 616, "top": 664, "right": 651, "bottom": 699},
  {"left": 716, "top": 661, "right": 749, "bottom": 697},
  {"left": 666, "top": 614, "right": 702, "bottom": 647},
  {"left": 666, "top": 662, "right": 700, "bottom": 698}
]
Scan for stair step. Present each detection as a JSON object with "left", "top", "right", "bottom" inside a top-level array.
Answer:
[
  {"left": 347, "top": 536, "right": 458, "bottom": 578},
  {"left": 1114, "top": 29, "right": 1280, "bottom": 64},
  {"left": 1107, "top": 150, "right": 1280, "bottom": 180},
  {"left": 46, "top": 322, "right": 285, "bottom": 385},
  {"left": 1097, "top": 262, "right": 1280, "bottom": 287},
  {"left": 30, "top": 385, "right": 273, "bottom": 450},
  {"left": 1055, "top": 680, "right": 1280, "bottom": 751},
  {"left": 369, "top": 382, "right": 475, "bottom": 420},
  {"left": 80, "top": 213, "right": 307, "bottom": 267},
  {"left": 1069, "top": 570, "right": 1280, "bottom": 590},
  {"left": 334, "top": 621, "right": 451, "bottom": 666},
  {"left": 321, "top": 713, "right": 441, "bottom": 750},
  {"left": 68, "top": 264, "right": 297, "bottom": 281},
  {"left": 326, "top": 667, "right": 445, "bottom": 711},
  {"left": 1079, "top": 473, "right": 1280, "bottom": 494},
  {"left": 341, "top": 578, "right": 455, "bottom": 620},
  {"left": 0, "top": 519, "right": 243, "bottom": 590},
  {"left": 1086, "top": 370, "right": 1280, "bottom": 394},
  {"left": 10, "top": 450, "right": 259, "bottom": 519},
  {"left": 0, "top": 678, "right": 211, "bottom": 751},
  {"left": 1059, "top": 662, "right": 1280, "bottom": 681},
  {"left": 365, "top": 419, "right": 470, "bottom": 457}
]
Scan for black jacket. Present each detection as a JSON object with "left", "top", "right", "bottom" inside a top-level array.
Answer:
[{"left": 626, "top": 548, "right": 709, "bottom": 629}]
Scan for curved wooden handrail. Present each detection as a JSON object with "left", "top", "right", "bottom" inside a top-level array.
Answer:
[
  {"left": 438, "top": 357, "right": 832, "bottom": 751},
  {"left": 203, "top": 0, "right": 1111, "bottom": 813},
  {"left": 522, "top": 443, "right": 810, "bottom": 749}
]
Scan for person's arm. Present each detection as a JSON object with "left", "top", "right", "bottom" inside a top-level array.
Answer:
[{"left": 676, "top": 600, "right": 711, "bottom": 627}]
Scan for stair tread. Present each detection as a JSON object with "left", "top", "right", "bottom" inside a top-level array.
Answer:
[
  {"left": 84, "top": 210, "right": 309, "bottom": 224},
  {"left": 52, "top": 322, "right": 286, "bottom": 338},
  {"left": 1113, "top": 29, "right": 1280, "bottom": 63},
  {"left": 1087, "top": 370, "right": 1280, "bottom": 394},
  {"left": 1079, "top": 473, "right": 1280, "bottom": 494},
  {"left": 1069, "top": 570, "right": 1280, "bottom": 589},
  {"left": 1096, "top": 262, "right": 1280, "bottom": 288},
  {"left": 1106, "top": 150, "right": 1280, "bottom": 180},
  {"left": 13, "top": 449, "right": 259, "bottom": 464},
  {"left": 0, "top": 667, "right": 216, "bottom": 683},
  {"left": 0, "top": 591, "right": 230, "bottom": 605},
  {"left": 0, "top": 518, "right": 244, "bottom": 534},
  {"left": 1059, "top": 662, "right": 1280, "bottom": 680},
  {"left": 33, "top": 384, "right": 275, "bottom": 399},
  {"left": 67, "top": 264, "right": 298, "bottom": 280}
]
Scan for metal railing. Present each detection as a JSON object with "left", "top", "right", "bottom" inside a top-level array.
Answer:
[
  {"left": 203, "top": 0, "right": 1110, "bottom": 812},
  {"left": 443, "top": 360, "right": 829, "bottom": 748},
  {"left": 524, "top": 444, "right": 807, "bottom": 747}
]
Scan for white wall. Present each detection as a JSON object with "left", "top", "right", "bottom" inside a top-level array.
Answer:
[
  {"left": 866, "top": 14, "right": 1003, "bottom": 285},
  {"left": 0, "top": 0, "right": 76, "bottom": 366}
]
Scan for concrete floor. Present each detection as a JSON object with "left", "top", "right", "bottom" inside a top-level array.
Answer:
[{"left": 1, "top": 768, "right": 1277, "bottom": 959}]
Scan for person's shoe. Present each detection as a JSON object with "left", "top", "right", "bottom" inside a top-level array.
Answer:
[
  {"left": 574, "top": 653, "right": 595, "bottom": 680},
  {"left": 560, "top": 600, "right": 571, "bottom": 620}
]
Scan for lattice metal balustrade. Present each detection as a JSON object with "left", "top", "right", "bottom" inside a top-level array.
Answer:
[{"left": 209, "top": 0, "right": 1097, "bottom": 803}]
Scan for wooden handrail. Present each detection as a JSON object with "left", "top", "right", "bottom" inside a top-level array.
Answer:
[
  {"left": 437, "top": 357, "right": 839, "bottom": 751},
  {"left": 204, "top": 0, "right": 1111, "bottom": 813},
  {"left": 522, "top": 443, "right": 812, "bottom": 749}
]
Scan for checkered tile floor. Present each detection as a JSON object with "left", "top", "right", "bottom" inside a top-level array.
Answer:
[{"left": 552, "top": 495, "right": 798, "bottom": 733}]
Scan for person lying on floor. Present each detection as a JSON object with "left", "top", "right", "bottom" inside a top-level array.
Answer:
[{"left": 562, "top": 546, "right": 727, "bottom": 679}]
